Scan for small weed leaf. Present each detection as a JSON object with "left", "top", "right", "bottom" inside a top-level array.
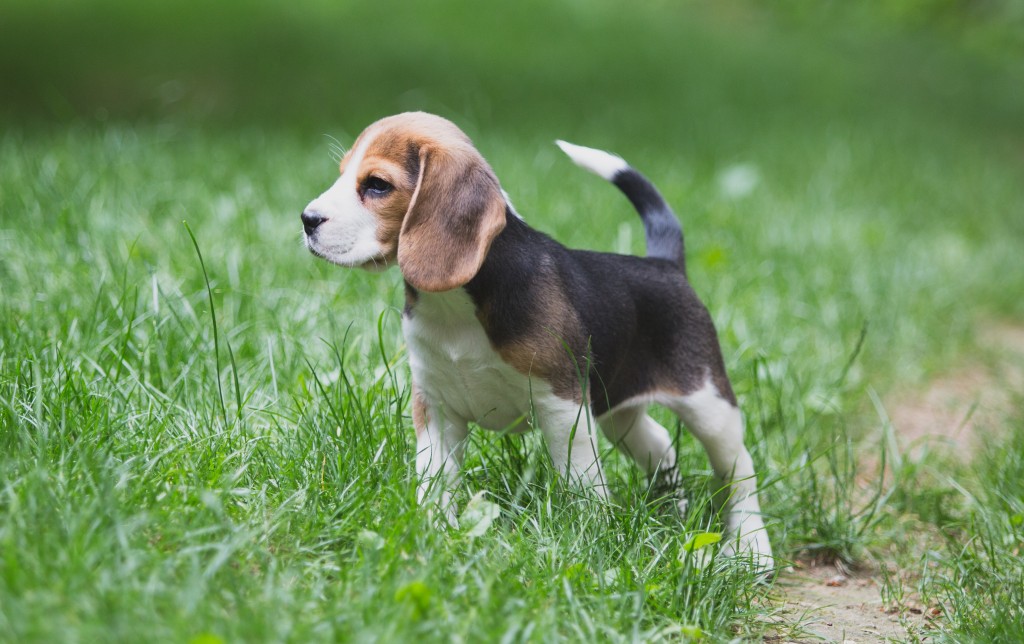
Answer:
[
  {"left": 461, "top": 491, "right": 500, "bottom": 538},
  {"left": 679, "top": 624, "right": 706, "bottom": 640},
  {"left": 188, "top": 635, "right": 225, "bottom": 644},
  {"left": 602, "top": 567, "right": 619, "bottom": 586},
  {"left": 356, "top": 530, "right": 384, "bottom": 551},
  {"left": 394, "top": 580, "right": 432, "bottom": 619},
  {"left": 683, "top": 532, "right": 722, "bottom": 552},
  {"left": 1010, "top": 513, "right": 1023, "bottom": 527}
]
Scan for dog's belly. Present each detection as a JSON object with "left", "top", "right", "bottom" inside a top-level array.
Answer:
[{"left": 404, "top": 293, "right": 536, "bottom": 432}]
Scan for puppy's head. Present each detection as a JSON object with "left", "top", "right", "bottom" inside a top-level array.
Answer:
[{"left": 301, "top": 112, "right": 507, "bottom": 292}]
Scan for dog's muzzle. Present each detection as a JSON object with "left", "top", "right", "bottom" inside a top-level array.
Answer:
[{"left": 301, "top": 210, "right": 326, "bottom": 236}]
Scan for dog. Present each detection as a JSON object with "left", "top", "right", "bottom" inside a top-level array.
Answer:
[{"left": 301, "top": 112, "right": 773, "bottom": 569}]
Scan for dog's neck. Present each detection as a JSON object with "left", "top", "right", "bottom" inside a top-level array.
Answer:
[
  {"left": 403, "top": 283, "right": 477, "bottom": 326},
  {"left": 403, "top": 206, "right": 543, "bottom": 319}
]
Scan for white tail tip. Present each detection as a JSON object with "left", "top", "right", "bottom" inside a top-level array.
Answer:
[{"left": 555, "top": 139, "right": 627, "bottom": 181}]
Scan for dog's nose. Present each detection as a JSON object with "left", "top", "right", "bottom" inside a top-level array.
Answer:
[{"left": 301, "top": 210, "right": 326, "bottom": 235}]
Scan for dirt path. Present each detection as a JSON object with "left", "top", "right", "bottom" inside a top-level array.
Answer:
[
  {"left": 771, "top": 322, "right": 1024, "bottom": 642},
  {"left": 885, "top": 322, "right": 1024, "bottom": 460},
  {"left": 772, "top": 561, "right": 922, "bottom": 642}
]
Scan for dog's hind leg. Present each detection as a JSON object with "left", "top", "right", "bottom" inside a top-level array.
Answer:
[
  {"left": 598, "top": 407, "right": 687, "bottom": 513},
  {"left": 663, "top": 380, "right": 774, "bottom": 572}
]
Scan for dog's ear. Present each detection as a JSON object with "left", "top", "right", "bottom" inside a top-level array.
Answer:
[{"left": 398, "top": 144, "right": 507, "bottom": 292}]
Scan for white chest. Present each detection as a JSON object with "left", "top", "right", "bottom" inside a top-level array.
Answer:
[{"left": 403, "top": 290, "right": 537, "bottom": 431}]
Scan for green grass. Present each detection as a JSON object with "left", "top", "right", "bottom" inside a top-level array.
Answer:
[
  {"left": 2, "top": 1, "right": 1024, "bottom": 641},
  {"left": 922, "top": 414, "right": 1024, "bottom": 640}
]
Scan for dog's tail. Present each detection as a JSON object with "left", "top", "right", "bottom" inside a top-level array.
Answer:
[{"left": 556, "top": 140, "right": 685, "bottom": 271}]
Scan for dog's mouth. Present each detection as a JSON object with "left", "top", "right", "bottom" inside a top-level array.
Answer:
[
  {"left": 304, "top": 240, "right": 329, "bottom": 261},
  {"left": 305, "top": 236, "right": 391, "bottom": 272}
]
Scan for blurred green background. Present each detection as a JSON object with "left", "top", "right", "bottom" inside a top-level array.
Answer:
[
  {"left": 4, "top": 0, "right": 1022, "bottom": 371},
  {"left": 3, "top": 0, "right": 1023, "bottom": 141},
  {"left": 3, "top": 0, "right": 1024, "bottom": 410}
]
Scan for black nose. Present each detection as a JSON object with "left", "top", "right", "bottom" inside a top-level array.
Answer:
[{"left": 301, "top": 210, "right": 326, "bottom": 235}]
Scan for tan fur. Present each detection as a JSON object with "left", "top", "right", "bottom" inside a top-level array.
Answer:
[
  {"left": 335, "top": 113, "right": 506, "bottom": 290},
  {"left": 479, "top": 273, "right": 587, "bottom": 403},
  {"left": 398, "top": 143, "right": 506, "bottom": 292},
  {"left": 412, "top": 385, "right": 429, "bottom": 438}
]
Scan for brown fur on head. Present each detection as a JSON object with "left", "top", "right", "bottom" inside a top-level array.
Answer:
[{"left": 302, "top": 112, "right": 507, "bottom": 292}]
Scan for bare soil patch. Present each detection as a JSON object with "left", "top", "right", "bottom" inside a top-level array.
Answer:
[
  {"left": 885, "top": 321, "right": 1024, "bottom": 460},
  {"left": 770, "top": 561, "right": 928, "bottom": 642},
  {"left": 772, "top": 321, "right": 1024, "bottom": 642}
]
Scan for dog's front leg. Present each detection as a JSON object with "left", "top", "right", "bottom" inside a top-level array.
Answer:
[
  {"left": 534, "top": 395, "right": 607, "bottom": 498},
  {"left": 412, "top": 387, "right": 468, "bottom": 525}
]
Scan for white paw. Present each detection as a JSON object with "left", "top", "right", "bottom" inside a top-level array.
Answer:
[
  {"left": 652, "top": 467, "right": 687, "bottom": 516},
  {"left": 721, "top": 516, "right": 774, "bottom": 573},
  {"left": 675, "top": 494, "right": 689, "bottom": 518},
  {"left": 418, "top": 484, "right": 460, "bottom": 529}
]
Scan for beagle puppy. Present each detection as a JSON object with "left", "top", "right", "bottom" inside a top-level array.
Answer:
[{"left": 301, "top": 112, "right": 773, "bottom": 569}]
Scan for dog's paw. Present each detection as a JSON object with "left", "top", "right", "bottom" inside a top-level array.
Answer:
[
  {"left": 419, "top": 486, "right": 461, "bottom": 530},
  {"left": 720, "top": 527, "right": 775, "bottom": 575},
  {"left": 674, "top": 494, "right": 689, "bottom": 518},
  {"left": 651, "top": 467, "right": 688, "bottom": 516}
]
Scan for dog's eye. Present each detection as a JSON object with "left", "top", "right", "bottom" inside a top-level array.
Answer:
[{"left": 362, "top": 176, "right": 394, "bottom": 197}]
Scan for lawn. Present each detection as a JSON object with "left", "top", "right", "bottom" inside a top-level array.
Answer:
[{"left": 2, "top": 1, "right": 1023, "bottom": 641}]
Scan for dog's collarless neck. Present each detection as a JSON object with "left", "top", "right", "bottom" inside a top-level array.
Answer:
[{"left": 404, "top": 207, "right": 542, "bottom": 316}]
